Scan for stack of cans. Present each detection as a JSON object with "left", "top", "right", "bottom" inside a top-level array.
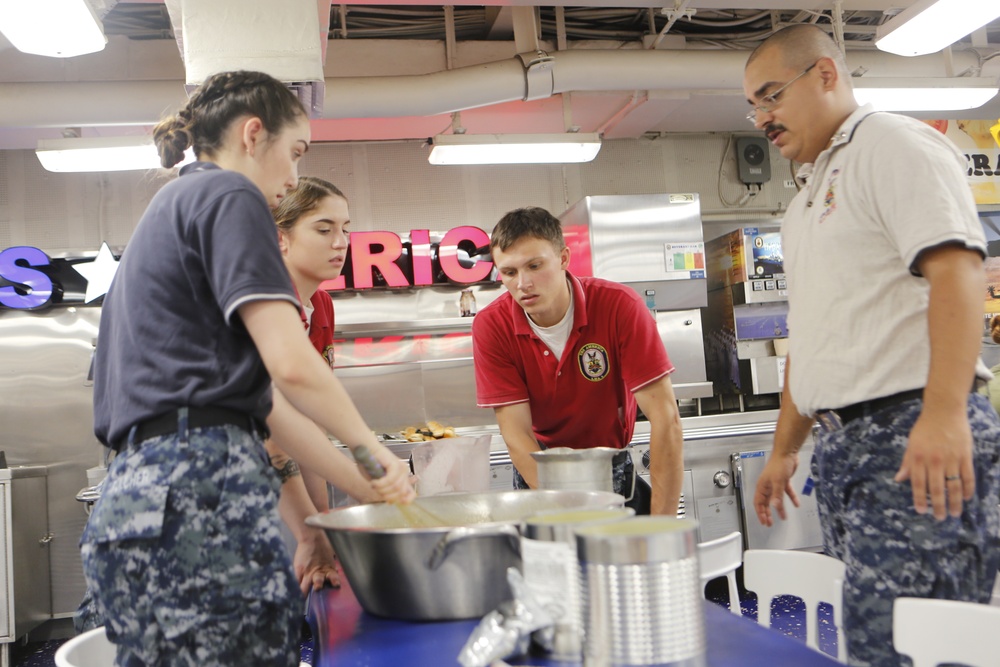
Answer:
[{"left": 521, "top": 508, "right": 636, "bottom": 661}]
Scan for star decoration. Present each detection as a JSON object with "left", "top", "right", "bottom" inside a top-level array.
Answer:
[{"left": 72, "top": 242, "right": 121, "bottom": 303}]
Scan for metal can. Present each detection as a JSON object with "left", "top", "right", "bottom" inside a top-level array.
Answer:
[
  {"left": 521, "top": 507, "right": 636, "bottom": 661},
  {"left": 575, "top": 516, "right": 705, "bottom": 667}
]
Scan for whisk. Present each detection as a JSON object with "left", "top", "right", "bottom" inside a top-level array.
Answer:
[{"left": 352, "top": 445, "right": 448, "bottom": 528}]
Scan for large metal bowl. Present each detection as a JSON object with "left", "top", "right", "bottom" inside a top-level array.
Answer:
[{"left": 306, "top": 489, "right": 624, "bottom": 620}]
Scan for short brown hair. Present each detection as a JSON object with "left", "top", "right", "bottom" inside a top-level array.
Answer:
[
  {"left": 490, "top": 206, "right": 566, "bottom": 254},
  {"left": 747, "top": 24, "right": 849, "bottom": 74}
]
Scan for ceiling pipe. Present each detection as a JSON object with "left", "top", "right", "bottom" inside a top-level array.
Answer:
[
  {"left": 444, "top": 6, "right": 457, "bottom": 71},
  {"left": 0, "top": 80, "right": 189, "bottom": 127},
  {"left": 0, "top": 47, "right": 993, "bottom": 128},
  {"left": 322, "top": 47, "right": 994, "bottom": 118},
  {"left": 511, "top": 6, "right": 541, "bottom": 54},
  {"left": 649, "top": 0, "right": 693, "bottom": 50}
]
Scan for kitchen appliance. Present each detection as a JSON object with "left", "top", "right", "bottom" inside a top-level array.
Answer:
[
  {"left": 576, "top": 516, "right": 705, "bottom": 667},
  {"left": 704, "top": 226, "right": 788, "bottom": 397},
  {"left": 489, "top": 449, "right": 516, "bottom": 491},
  {"left": 733, "top": 443, "right": 823, "bottom": 551},
  {"left": 0, "top": 306, "right": 99, "bottom": 620},
  {"left": 628, "top": 410, "right": 823, "bottom": 553},
  {"left": 531, "top": 447, "right": 618, "bottom": 493},
  {"left": 306, "top": 489, "right": 624, "bottom": 621},
  {"left": 558, "top": 194, "right": 713, "bottom": 401},
  {"left": 0, "top": 465, "right": 51, "bottom": 667}
]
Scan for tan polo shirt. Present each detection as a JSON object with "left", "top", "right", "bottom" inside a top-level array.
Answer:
[{"left": 782, "top": 105, "right": 989, "bottom": 416}]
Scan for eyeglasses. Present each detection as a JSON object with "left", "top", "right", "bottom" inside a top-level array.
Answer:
[{"left": 746, "top": 62, "right": 818, "bottom": 123}]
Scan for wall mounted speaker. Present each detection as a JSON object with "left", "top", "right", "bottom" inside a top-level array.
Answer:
[{"left": 736, "top": 136, "right": 771, "bottom": 184}]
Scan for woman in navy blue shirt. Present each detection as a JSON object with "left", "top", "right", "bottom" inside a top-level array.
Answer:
[{"left": 83, "top": 70, "right": 413, "bottom": 667}]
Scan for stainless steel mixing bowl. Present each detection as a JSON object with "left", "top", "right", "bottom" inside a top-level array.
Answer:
[{"left": 306, "top": 489, "right": 624, "bottom": 620}]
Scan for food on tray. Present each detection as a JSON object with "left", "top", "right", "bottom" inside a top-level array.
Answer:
[{"left": 402, "top": 421, "right": 457, "bottom": 441}]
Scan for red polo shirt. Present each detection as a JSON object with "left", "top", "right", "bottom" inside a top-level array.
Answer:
[
  {"left": 302, "top": 290, "right": 336, "bottom": 368},
  {"left": 472, "top": 273, "right": 673, "bottom": 450}
]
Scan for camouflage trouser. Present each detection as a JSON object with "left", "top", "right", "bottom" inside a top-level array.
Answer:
[
  {"left": 79, "top": 410, "right": 300, "bottom": 667},
  {"left": 73, "top": 586, "right": 103, "bottom": 633},
  {"left": 512, "top": 448, "right": 651, "bottom": 514},
  {"left": 812, "top": 392, "right": 1000, "bottom": 667}
]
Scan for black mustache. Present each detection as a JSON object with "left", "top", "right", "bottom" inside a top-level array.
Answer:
[{"left": 764, "top": 123, "right": 787, "bottom": 137}]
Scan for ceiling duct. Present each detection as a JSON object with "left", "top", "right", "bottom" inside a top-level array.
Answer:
[
  {"left": 163, "top": 0, "right": 329, "bottom": 117},
  {"left": 0, "top": 45, "right": 996, "bottom": 134}
]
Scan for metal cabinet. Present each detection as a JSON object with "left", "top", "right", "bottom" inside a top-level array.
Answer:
[
  {"left": 0, "top": 465, "right": 52, "bottom": 667},
  {"left": 628, "top": 410, "right": 822, "bottom": 551},
  {"left": 732, "top": 444, "right": 823, "bottom": 552}
]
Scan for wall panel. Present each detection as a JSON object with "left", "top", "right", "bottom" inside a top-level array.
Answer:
[
  {"left": 365, "top": 142, "right": 469, "bottom": 234},
  {"left": 467, "top": 162, "right": 566, "bottom": 229},
  {"left": 578, "top": 137, "right": 670, "bottom": 197},
  {"left": 20, "top": 155, "right": 69, "bottom": 251},
  {"left": 0, "top": 134, "right": 795, "bottom": 252}
]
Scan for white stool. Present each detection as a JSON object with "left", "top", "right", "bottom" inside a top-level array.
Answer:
[
  {"left": 54, "top": 626, "right": 312, "bottom": 667},
  {"left": 743, "top": 549, "right": 846, "bottom": 663},
  {"left": 696, "top": 531, "right": 743, "bottom": 615},
  {"left": 893, "top": 597, "right": 1000, "bottom": 667},
  {"left": 54, "top": 627, "right": 114, "bottom": 667}
]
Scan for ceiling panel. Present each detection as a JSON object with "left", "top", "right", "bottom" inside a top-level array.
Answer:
[{"left": 0, "top": 1, "right": 997, "bottom": 150}]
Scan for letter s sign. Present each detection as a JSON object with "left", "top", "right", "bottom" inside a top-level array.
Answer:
[{"left": 0, "top": 246, "right": 54, "bottom": 310}]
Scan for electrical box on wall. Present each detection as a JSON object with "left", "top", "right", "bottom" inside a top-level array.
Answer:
[{"left": 736, "top": 136, "right": 771, "bottom": 185}]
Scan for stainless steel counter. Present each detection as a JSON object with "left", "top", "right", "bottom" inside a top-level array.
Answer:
[
  {"left": 391, "top": 408, "right": 783, "bottom": 454},
  {"left": 631, "top": 409, "right": 780, "bottom": 444}
]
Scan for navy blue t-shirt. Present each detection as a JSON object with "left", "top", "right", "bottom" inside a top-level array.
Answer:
[{"left": 93, "top": 162, "right": 298, "bottom": 448}]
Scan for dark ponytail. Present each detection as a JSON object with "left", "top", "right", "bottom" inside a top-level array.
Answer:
[{"left": 153, "top": 70, "right": 306, "bottom": 168}]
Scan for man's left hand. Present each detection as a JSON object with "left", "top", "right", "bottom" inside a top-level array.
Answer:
[{"left": 894, "top": 409, "right": 975, "bottom": 521}]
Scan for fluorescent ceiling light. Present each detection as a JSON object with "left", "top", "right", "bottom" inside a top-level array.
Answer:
[
  {"left": 428, "top": 133, "right": 602, "bottom": 165},
  {"left": 0, "top": 0, "right": 107, "bottom": 58},
  {"left": 36, "top": 136, "right": 195, "bottom": 173},
  {"left": 875, "top": 0, "right": 1000, "bottom": 57},
  {"left": 852, "top": 78, "right": 999, "bottom": 111}
]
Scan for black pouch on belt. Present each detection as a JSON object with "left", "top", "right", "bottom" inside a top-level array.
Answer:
[{"left": 626, "top": 473, "right": 652, "bottom": 515}]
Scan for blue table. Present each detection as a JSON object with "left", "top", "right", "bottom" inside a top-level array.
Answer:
[{"left": 306, "top": 575, "right": 842, "bottom": 667}]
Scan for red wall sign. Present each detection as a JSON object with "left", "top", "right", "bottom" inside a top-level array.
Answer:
[
  {"left": 320, "top": 226, "right": 494, "bottom": 291},
  {"left": 0, "top": 226, "right": 496, "bottom": 310}
]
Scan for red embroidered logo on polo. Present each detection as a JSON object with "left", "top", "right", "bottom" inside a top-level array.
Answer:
[
  {"left": 819, "top": 168, "right": 840, "bottom": 224},
  {"left": 578, "top": 343, "right": 610, "bottom": 381}
]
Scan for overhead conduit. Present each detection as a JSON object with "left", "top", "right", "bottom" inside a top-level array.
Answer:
[{"left": 0, "top": 45, "right": 995, "bottom": 129}]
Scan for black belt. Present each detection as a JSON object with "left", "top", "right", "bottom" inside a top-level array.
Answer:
[
  {"left": 132, "top": 406, "right": 267, "bottom": 445},
  {"left": 816, "top": 388, "right": 923, "bottom": 431}
]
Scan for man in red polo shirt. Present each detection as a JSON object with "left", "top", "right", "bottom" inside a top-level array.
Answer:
[{"left": 472, "top": 206, "right": 684, "bottom": 515}]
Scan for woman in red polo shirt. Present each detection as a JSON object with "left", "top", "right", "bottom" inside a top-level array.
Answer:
[{"left": 266, "top": 177, "right": 382, "bottom": 594}]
